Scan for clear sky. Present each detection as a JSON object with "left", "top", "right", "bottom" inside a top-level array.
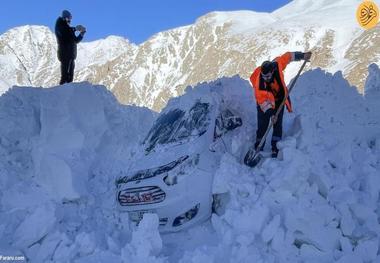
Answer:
[{"left": 1, "top": 0, "right": 291, "bottom": 44}]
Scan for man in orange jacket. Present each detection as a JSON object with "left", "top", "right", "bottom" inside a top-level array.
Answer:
[{"left": 250, "top": 51, "right": 312, "bottom": 158}]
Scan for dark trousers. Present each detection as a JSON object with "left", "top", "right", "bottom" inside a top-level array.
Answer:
[
  {"left": 255, "top": 104, "right": 284, "bottom": 152},
  {"left": 59, "top": 59, "right": 75, "bottom": 85}
]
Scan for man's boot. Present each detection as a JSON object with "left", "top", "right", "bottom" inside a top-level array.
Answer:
[
  {"left": 271, "top": 148, "right": 279, "bottom": 158},
  {"left": 271, "top": 141, "right": 279, "bottom": 158}
]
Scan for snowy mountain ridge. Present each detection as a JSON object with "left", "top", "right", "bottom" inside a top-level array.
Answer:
[{"left": 0, "top": 0, "right": 378, "bottom": 111}]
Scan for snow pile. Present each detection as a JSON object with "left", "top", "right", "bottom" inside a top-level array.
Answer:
[
  {"left": 0, "top": 64, "right": 380, "bottom": 262},
  {"left": 0, "top": 82, "right": 156, "bottom": 262},
  {"left": 208, "top": 67, "right": 380, "bottom": 263}
]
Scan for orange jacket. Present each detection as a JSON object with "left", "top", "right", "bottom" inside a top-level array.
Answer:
[{"left": 250, "top": 52, "right": 294, "bottom": 113}]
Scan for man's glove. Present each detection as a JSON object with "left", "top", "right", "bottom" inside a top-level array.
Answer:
[
  {"left": 259, "top": 100, "right": 274, "bottom": 114},
  {"left": 303, "top": 51, "right": 312, "bottom": 61}
]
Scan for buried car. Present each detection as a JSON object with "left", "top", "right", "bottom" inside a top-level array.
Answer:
[{"left": 115, "top": 96, "right": 242, "bottom": 232}]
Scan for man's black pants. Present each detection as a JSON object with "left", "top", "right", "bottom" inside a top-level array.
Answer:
[
  {"left": 59, "top": 59, "right": 75, "bottom": 85},
  {"left": 255, "top": 104, "right": 284, "bottom": 152}
]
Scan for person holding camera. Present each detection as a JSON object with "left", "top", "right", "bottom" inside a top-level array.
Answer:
[{"left": 55, "top": 10, "right": 86, "bottom": 85}]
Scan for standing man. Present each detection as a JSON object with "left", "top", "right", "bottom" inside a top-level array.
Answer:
[
  {"left": 55, "top": 10, "right": 86, "bottom": 85},
  {"left": 249, "top": 51, "right": 312, "bottom": 158}
]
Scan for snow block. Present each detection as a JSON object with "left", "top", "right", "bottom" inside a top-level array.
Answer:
[
  {"left": 261, "top": 214, "right": 281, "bottom": 243},
  {"left": 12, "top": 203, "right": 55, "bottom": 248},
  {"left": 122, "top": 213, "right": 163, "bottom": 261},
  {"left": 353, "top": 239, "right": 379, "bottom": 262},
  {"left": 364, "top": 63, "right": 380, "bottom": 96}
]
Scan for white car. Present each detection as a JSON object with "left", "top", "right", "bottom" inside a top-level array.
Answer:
[{"left": 116, "top": 96, "right": 242, "bottom": 232}]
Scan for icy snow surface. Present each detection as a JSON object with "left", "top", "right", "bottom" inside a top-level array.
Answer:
[{"left": 1, "top": 64, "right": 380, "bottom": 262}]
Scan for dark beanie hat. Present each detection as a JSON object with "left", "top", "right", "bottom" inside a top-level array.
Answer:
[
  {"left": 261, "top": 61, "right": 274, "bottom": 74},
  {"left": 62, "top": 10, "right": 72, "bottom": 19}
]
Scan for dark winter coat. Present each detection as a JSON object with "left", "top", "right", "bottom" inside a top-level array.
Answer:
[{"left": 55, "top": 17, "right": 83, "bottom": 61}]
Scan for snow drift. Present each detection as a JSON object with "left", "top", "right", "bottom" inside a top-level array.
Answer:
[
  {"left": 0, "top": 64, "right": 380, "bottom": 262},
  {"left": 0, "top": 83, "right": 156, "bottom": 262}
]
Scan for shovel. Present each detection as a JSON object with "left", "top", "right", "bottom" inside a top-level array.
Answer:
[{"left": 244, "top": 60, "right": 308, "bottom": 167}]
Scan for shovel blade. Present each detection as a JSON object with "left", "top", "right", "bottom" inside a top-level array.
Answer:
[{"left": 244, "top": 148, "right": 262, "bottom": 167}]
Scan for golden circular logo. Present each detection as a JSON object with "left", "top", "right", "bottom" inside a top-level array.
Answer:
[{"left": 357, "top": 1, "right": 379, "bottom": 29}]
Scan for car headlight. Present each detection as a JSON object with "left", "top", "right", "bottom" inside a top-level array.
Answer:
[{"left": 172, "top": 203, "right": 200, "bottom": 227}]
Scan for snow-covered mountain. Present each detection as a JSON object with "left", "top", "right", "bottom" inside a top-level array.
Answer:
[
  {"left": 0, "top": 63, "right": 379, "bottom": 262},
  {"left": 1, "top": 0, "right": 379, "bottom": 111}
]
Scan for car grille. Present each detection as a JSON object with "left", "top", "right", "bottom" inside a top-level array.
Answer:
[{"left": 118, "top": 186, "right": 166, "bottom": 206}]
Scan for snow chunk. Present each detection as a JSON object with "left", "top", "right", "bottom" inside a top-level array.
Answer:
[
  {"left": 121, "top": 213, "right": 163, "bottom": 262},
  {"left": 364, "top": 63, "right": 380, "bottom": 96},
  {"left": 12, "top": 203, "right": 55, "bottom": 248},
  {"left": 261, "top": 214, "right": 281, "bottom": 243},
  {"left": 353, "top": 239, "right": 379, "bottom": 263}
]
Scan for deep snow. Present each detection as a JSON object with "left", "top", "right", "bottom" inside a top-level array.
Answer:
[{"left": 0, "top": 64, "right": 380, "bottom": 262}]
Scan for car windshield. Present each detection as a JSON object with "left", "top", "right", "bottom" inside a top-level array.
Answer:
[{"left": 144, "top": 102, "right": 211, "bottom": 152}]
